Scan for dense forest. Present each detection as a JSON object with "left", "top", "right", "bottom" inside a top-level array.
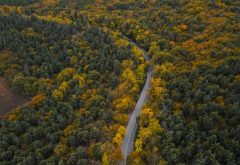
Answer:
[{"left": 0, "top": 0, "right": 239, "bottom": 165}]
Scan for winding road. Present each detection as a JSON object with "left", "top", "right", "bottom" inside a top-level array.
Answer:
[{"left": 121, "top": 40, "right": 153, "bottom": 164}]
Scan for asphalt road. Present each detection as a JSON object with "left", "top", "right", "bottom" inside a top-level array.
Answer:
[{"left": 121, "top": 41, "right": 152, "bottom": 164}]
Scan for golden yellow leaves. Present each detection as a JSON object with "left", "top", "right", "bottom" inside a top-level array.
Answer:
[
  {"left": 180, "top": 24, "right": 188, "bottom": 31},
  {"left": 215, "top": 96, "right": 225, "bottom": 106},
  {"left": 52, "top": 88, "right": 63, "bottom": 100},
  {"left": 135, "top": 108, "right": 163, "bottom": 153},
  {"left": 173, "top": 24, "right": 188, "bottom": 33},
  {"left": 115, "top": 38, "right": 129, "bottom": 48},
  {"left": 29, "top": 93, "right": 45, "bottom": 108},
  {"left": 118, "top": 62, "right": 140, "bottom": 94},
  {"left": 135, "top": 130, "right": 150, "bottom": 152},
  {"left": 136, "top": 64, "right": 146, "bottom": 83},
  {"left": 150, "top": 77, "right": 166, "bottom": 103},
  {"left": 135, "top": 27, "right": 150, "bottom": 44},
  {"left": 183, "top": 0, "right": 206, "bottom": 15},
  {"left": 34, "top": 14, "right": 72, "bottom": 25},
  {"left": 56, "top": 68, "right": 75, "bottom": 83},
  {"left": 121, "top": 59, "right": 134, "bottom": 69},
  {"left": 132, "top": 46, "right": 144, "bottom": 62},
  {"left": 54, "top": 143, "right": 68, "bottom": 156},
  {"left": 59, "top": 81, "right": 68, "bottom": 93},
  {"left": 102, "top": 153, "right": 110, "bottom": 165},
  {"left": 139, "top": 108, "right": 154, "bottom": 126},
  {"left": 73, "top": 74, "right": 86, "bottom": 87},
  {"left": 113, "top": 113, "right": 128, "bottom": 125},
  {"left": 0, "top": 5, "right": 24, "bottom": 15},
  {"left": 112, "top": 66, "right": 137, "bottom": 121},
  {"left": 207, "top": 17, "right": 227, "bottom": 29},
  {"left": 154, "top": 63, "right": 174, "bottom": 77},
  {"left": 113, "top": 95, "right": 135, "bottom": 113},
  {"left": 52, "top": 68, "right": 87, "bottom": 100},
  {"left": 81, "top": 89, "right": 97, "bottom": 102},
  {"left": 113, "top": 126, "right": 126, "bottom": 147},
  {"left": 182, "top": 40, "right": 197, "bottom": 52},
  {"left": 107, "top": 41, "right": 147, "bottom": 163},
  {"left": 101, "top": 132, "right": 123, "bottom": 164},
  {"left": 101, "top": 144, "right": 122, "bottom": 165},
  {"left": 42, "top": 0, "right": 59, "bottom": 6},
  {"left": 235, "top": 75, "right": 240, "bottom": 81},
  {"left": 52, "top": 81, "right": 68, "bottom": 100},
  {"left": 122, "top": 68, "right": 138, "bottom": 84},
  {"left": 6, "top": 108, "right": 22, "bottom": 121},
  {"left": 148, "top": 41, "right": 161, "bottom": 57},
  {"left": 63, "top": 124, "right": 75, "bottom": 137}
]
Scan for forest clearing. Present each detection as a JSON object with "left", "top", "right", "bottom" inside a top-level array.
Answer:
[{"left": 0, "top": 77, "right": 28, "bottom": 117}]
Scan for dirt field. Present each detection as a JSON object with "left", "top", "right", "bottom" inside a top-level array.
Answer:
[{"left": 0, "top": 77, "right": 29, "bottom": 117}]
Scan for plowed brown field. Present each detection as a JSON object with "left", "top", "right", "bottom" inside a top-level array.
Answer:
[{"left": 0, "top": 77, "right": 29, "bottom": 117}]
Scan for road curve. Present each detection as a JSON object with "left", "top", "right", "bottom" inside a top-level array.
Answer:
[{"left": 121, "top": 41, "right": 153, "bottom": 164}]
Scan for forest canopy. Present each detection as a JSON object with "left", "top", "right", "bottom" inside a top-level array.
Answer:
[{"left": 0, "top": 0, "right": 239, "bottom": 165}]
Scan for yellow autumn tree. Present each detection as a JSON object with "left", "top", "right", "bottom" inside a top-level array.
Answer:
[
  {"left": 121, "top": 68, "right": 139, "bottom": 93},
  {"left": 113, "top": 125, "right": 126, "bottom": 147},
  {"left": 150, "top": 77, "right": 166, "bottom": 101},
  {"left": 73, "top": 73, "right": 87, "bottom": 87},
  {"left": 30, "top": 93, "right": 45, "bottom": 108},
  {"left": 52, "top": 81, "right": 68, "bottom": 100},
  {"left": 113, "top": 113, "right": 129, "bottom": 125},
  {"left": 135, "top": 108, "right": 163, "bottom": 155},
  {"left": 148, "top": 41, "right": 161, "bottom": 57},
  {"left": 113, "top": 95, "right": 135, "bottom": 113},
  {"left": 132, "top": 46, "right": 144, "bottom": 62},
  {"left": 136, "top": 64, "right": 146, "bottom": 83}
]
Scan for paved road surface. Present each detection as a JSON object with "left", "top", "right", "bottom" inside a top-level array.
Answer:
[{"left": 121, "top": 41, "right": 153, "bottom": 164}]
